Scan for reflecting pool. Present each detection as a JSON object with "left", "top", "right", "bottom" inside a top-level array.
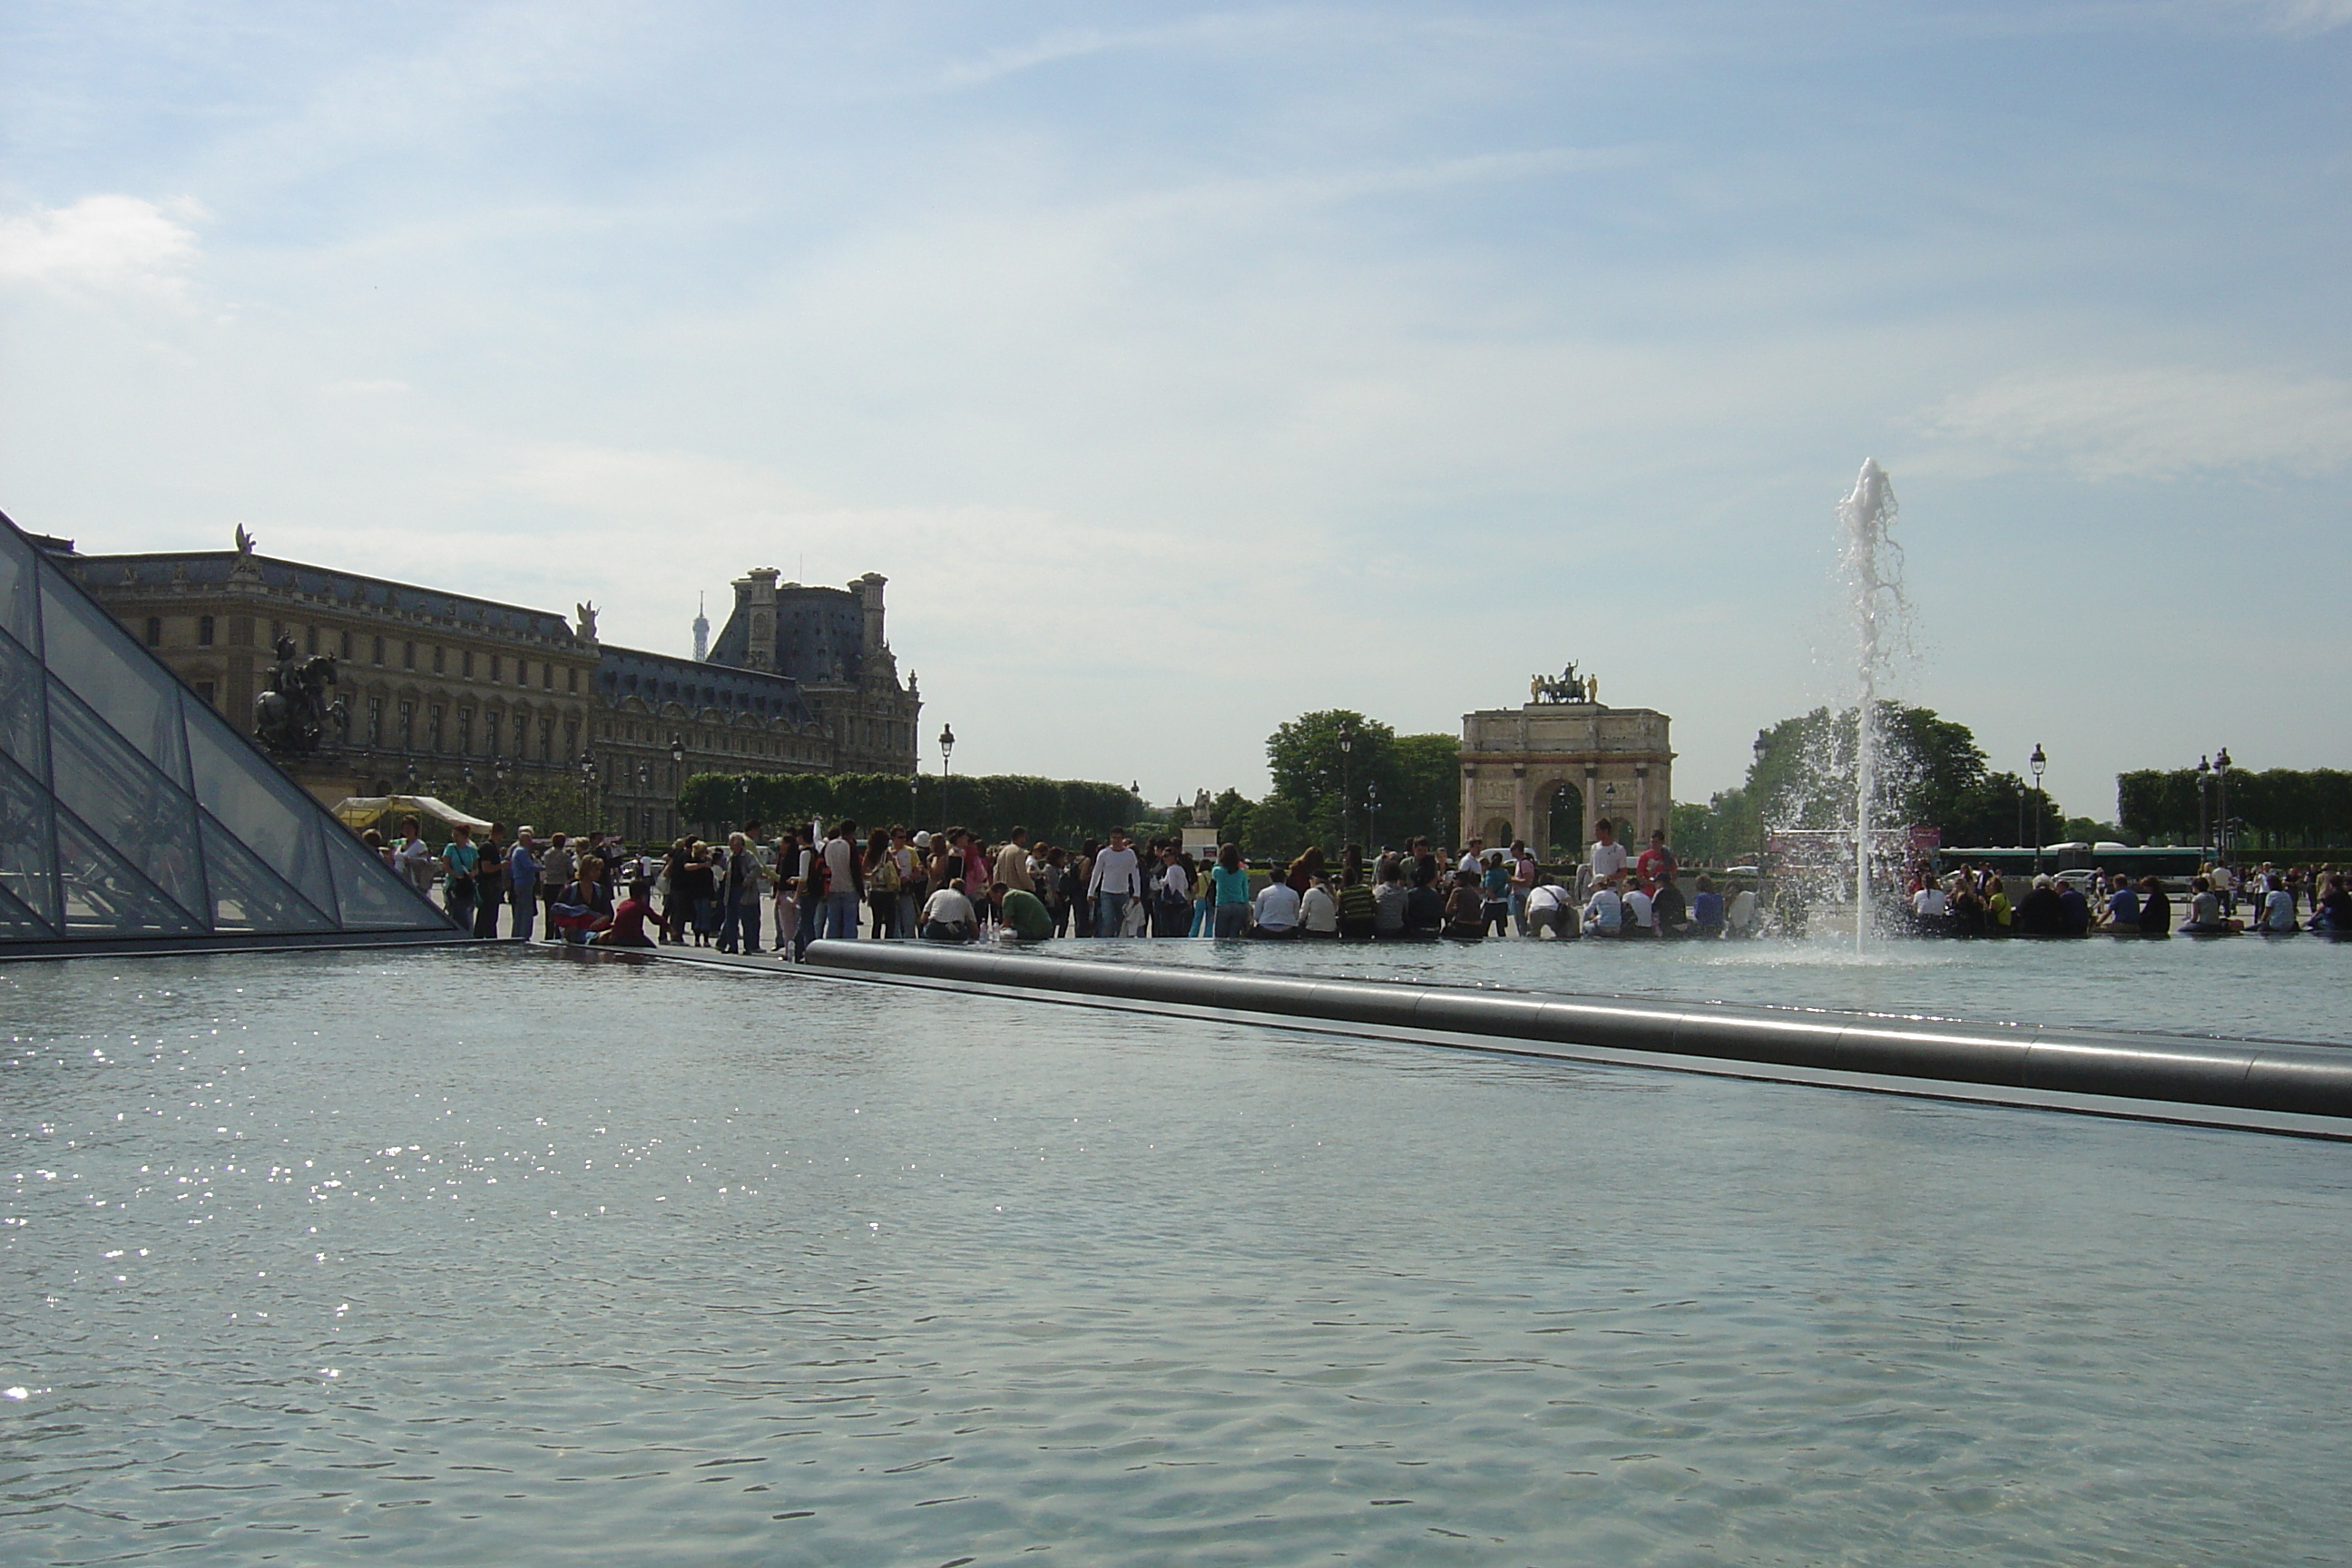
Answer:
[
  {"left": 5, "top": 947, "right": 2350, "bottom": 1564},
  {"left": 1052, "top": 930, "right": 2349, "bottom": 1044}
]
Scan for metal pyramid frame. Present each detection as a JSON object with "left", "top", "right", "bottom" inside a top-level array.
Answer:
[{"left": 0, "top": 509, "right": 461, "bottom": 956}]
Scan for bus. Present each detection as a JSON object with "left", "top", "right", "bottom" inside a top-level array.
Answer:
[{"left": 1935, "top": 844, "right": 2208, "bottom": 881}]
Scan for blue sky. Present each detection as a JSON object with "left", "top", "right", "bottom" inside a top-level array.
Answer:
[{"left": 4, "top": 1, "right": 2347, "bottom": 822}]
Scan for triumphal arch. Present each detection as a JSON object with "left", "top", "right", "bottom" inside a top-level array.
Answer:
[{"left": 1459, "top": 664, "right": 1674, "bottom": 856}]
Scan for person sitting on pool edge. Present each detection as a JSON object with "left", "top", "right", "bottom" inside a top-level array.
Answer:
[
  {"left": 589, "top": 879, "right": 659, "bottom": 948},
  {"left": 995, "top": 879, "right": 1054, "bottom": 943},
  {"left": 920, "top": 877, "right": 979, "bottom": 943},
  {"left": 1251, "top": 868, "right": 1302, "bottom": 938},
  {"left": 1443, "top": 867, "right": 1487, "bottom": 940}
]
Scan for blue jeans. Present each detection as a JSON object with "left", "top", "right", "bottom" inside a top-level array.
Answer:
[
  {"left": 1213, "top": 903, "right": 1251, "bottom": 938},
  {"left": 720, "top": 899, "right": 762, "bottom": 953},
  {"left": 509, "top": 888, "right": 536, "bottom": 942},
  {"left": 823, "top": 891, "right": 862, "bottom": 940},
  {"left": 1094, "top": 892, "right": 1131, "bottom": 936}
]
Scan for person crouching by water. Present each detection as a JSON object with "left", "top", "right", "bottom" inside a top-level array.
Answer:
[
  {"left": 1524, "top": 879, "right": 1581, "bottom": 938},
  {"left": 996, "top": 880, "right": 1054, "bottom": 943},
  {"left": 2136, "top": 876, "right": 2172, "bottom": 936},
  {"left": 1251, "top": 867, "right": 1301, "bottom": 938},
  {"left": 1443, "top": 868, "right": 1487, "bottom": 940},
  {"left": 921, "top": 877, "right": 980, "bottom": 943}
]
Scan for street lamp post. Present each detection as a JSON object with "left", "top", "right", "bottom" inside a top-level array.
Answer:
[
  {"left": 668, "top": 735, "right": 685, "bottom": 839},
  {"left": 2196, "top": 755, "right": 2211, "bottom": 860},
  {"left": 1338, "top": 725, "right": 1354, "bottom": 849},
  {"left": 2213, "top": 747, "right": 2232, "bottom": 867},
  {"left": 579, "top": 750, "right": 597, "bottom": 836},
  {"left": 1365, "top": 782, "right": 1380, "bottom": 852},
  {"left": 2029, "top": 744, "right": 2047, "bottom": 876},
  {"left": 937, "top": 723, "right": 956, "bottom": 822}
]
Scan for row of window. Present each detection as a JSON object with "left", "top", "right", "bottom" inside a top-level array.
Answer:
[
  {"left": 140, "top": 613, "right": 582, "bottom": 691},
  {"left": 352, "top": 696, "right": 580, "bottom": 763}
]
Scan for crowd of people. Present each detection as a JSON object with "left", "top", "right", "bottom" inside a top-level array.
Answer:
[
  {"left": 1908, "top": 860, "right": 2352, "bottom": 936},
  {"left": 358, "top": 813, "right": 1800, "bottom": 951},
  {"left": 364, "top": 811, "right": 2349, "bottom": 951}
]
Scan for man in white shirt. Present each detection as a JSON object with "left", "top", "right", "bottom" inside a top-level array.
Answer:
[
  {"left": 1912, "top": 883, "right": 1950, "bottom": 920},
  {"left": 1457, "top": 838, "right": 1486, "bottom": 877},
  {"left": 1252, "top": 875, "right": 1301, "bottom": 936},
  {"left": 919, "top": 880, "right": 977, "bottom": 942},
  {"left": 1588, "top": 818, "right": 1629, "bottom": 886},
  {"left": 1524, "top": 881, "right": 1580, "bottom": 938},
  {"left": 1623, "top": 880, "right": 1656, "bottom": 934},
  {"left": 1583, "top": 876, "right": 1624, "bottom": 935},
  {"left": 1087, "top": 828, "right": 1142, "bottom": 938}
]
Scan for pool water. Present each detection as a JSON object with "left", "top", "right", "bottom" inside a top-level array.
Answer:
[
  {"left": 1049, "top": 929, "right": 2350, "bottom": 1044},
  {"left": 5, "top": 947, "right": 2349, "bottom": 1564}
]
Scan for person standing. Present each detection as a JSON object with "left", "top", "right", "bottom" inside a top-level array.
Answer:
[
  {"left": 470, "top": 826, "right": 506, "bottom": 937},
  {"left": 1088, "top": 828, "right": 1142, "bottom": 937},
  {"left": 538, "top": 833, "right": 576, "bottom": 930},
  {"left": 1507, "top": 841, "right": 1537, "bottom": 935},
  {"left": 1150, "top": 844, "right": 1192, "bottom": 937},
  {"left": 1210, "top": 843, "right": 1253, "bottom": 937},
  {"left": 995, "top": 828, "right": 1036, "bottom": 898},
  {"left": 439, "top": 823, "right": 479, "bottom": 930},
  {"left": 717, "top": 832, "right": 768, "bottom": 953},
  {"left": 1588, "top": 818, "right": 1628, "bottom": 896},
  {"left": 821, "top": 820, "right": 864, "bottom": 941},
  {"left": 505, "top": 828, "right": 542, "bottom": 942},
  {"left": 1635, "top": 829, "right": 1677, "bottom": 897}
]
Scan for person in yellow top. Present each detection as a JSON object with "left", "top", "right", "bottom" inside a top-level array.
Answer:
[{"left": 1984, "top": 875, "right": 2013, "bottom": 933}]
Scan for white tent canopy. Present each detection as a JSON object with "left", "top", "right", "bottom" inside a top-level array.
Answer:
[{"left": 332, "top": 795, "right": 495, "bottom": 836}]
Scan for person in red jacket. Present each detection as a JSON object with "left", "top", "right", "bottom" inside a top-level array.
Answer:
[{"left": 1635, "top": 829, "right": 1678, "bottom": 897}]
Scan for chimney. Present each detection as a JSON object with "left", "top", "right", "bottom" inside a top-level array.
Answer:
[
  {"left": 735, "top": 568, "right": 780, "bottom": 671},
  {"left": 853, "top": 573, "right": 887, "bottom": 659}
]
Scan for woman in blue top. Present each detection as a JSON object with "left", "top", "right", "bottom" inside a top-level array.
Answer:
[
  {"left": 1210, "top": 843, "right": 1254, "bottom": 938},
  {"left": 1690, "top": 874, "right": 1725, "bottom": 936}
]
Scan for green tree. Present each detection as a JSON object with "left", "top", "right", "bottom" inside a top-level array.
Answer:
[
  {"left": 1240, "top": 796, "right": 1308, "bottom": 862},
  {"left": 1387, "top": 733, "right": 1461, "bottom": 848}
]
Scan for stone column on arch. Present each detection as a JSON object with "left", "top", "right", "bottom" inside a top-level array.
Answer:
[
  {"left": 1511, "top": 766, "right": 1529, "bottom": 848},
  {"left": 1581, "top": 763, "right": 1600, "bottom": 848},
  {"left": 1459, "top": 765, "right": 1477, "bottom": 849}
]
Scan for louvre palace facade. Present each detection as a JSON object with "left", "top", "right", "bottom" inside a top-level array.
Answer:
[{"left": 42, "top": 530, "right": 919, "bottom": 844}]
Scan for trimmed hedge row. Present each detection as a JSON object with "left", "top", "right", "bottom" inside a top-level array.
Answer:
[{"left": 680, "top": 771, "right": 1143, "bottom": 848}]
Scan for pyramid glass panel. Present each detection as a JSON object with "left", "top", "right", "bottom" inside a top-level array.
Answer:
[
  {"left": 0, "top": 522, "right": 36, "bottom": 651},
  {"left": 198, "top": 812, "right": 337, "bottom": 934},
  {"left": 183, "top": 691, "right": 341, "bottom": 922},
  {"left": 0, "top": 750, "right": 61, "bottom": 933},
  {"left": 45, "top": 675, "right": 209, "bottom": 923},
  {"left": 319, "top": 821, "right": 449, "bottom": 929},
  {"left": 54, "top": 802, "right": 205, "bottom": 936},
  {"left": 1, "top": 510, "right": 456, "bottom": 951},
  {"left": 39, "top": 556, "right": 191, "bottom": 790},
  {"left": 0, "top": 623, "right": 49, "bottom": 792}
]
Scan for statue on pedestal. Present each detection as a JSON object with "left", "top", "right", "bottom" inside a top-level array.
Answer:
[
  {"left": 1531, "top": 662, "right": 1592, "bottom": 704},
  {"left": 253, "top": 633, "right": 348, "bottom": 757}
]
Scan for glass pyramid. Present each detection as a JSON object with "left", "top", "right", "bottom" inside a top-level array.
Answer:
[{"left": 0, "top": 510, "right": 458, "bottom": 952}]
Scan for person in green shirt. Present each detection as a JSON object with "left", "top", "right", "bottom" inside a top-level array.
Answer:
[
  {"left": 440, "top": 824, "right": 481, "bottom": 931},
  {"left": 997, "top": 882, "right": 1054, "bottom": 942}
]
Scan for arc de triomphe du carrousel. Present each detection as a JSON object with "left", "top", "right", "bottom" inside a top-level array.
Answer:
[{"left": 1459, "top": 665, "right": 1674, "bottom": 856}]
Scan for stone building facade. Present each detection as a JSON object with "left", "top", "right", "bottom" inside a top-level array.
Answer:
[
  {"left": 49, "top": 533, "right": 919, "bottom": 844},
  {"left": 1459, "top": 694, "right": 1674, "bottom": 856}
]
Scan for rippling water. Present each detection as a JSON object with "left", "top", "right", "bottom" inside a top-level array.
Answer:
[
  {"left": 1052, "top": 928, "right": 2350, "bottom": 1044},
  {"left": 5, "top": 947, "right": 2349, "bottom": 1564}
]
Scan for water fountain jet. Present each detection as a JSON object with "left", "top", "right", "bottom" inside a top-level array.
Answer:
[{"left": 1836, "top": 458, "right": 1907, "bottom": 950}]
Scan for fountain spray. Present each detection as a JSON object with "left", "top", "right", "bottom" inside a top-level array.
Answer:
[{"left": 1836, "top": 459, "right": 1904, "bottom": 949}]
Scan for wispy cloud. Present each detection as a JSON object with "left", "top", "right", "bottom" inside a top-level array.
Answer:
[
  {"left": 0, "top": 195, "right": 204, "bottom": 298},
  {"left": 1918, "top": 365, "right": 2352, "bottom": 480}
]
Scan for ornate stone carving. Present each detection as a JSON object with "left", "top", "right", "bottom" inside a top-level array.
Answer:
[{"left": 253, "top": 633, "right": 348, "bottom": 757}]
